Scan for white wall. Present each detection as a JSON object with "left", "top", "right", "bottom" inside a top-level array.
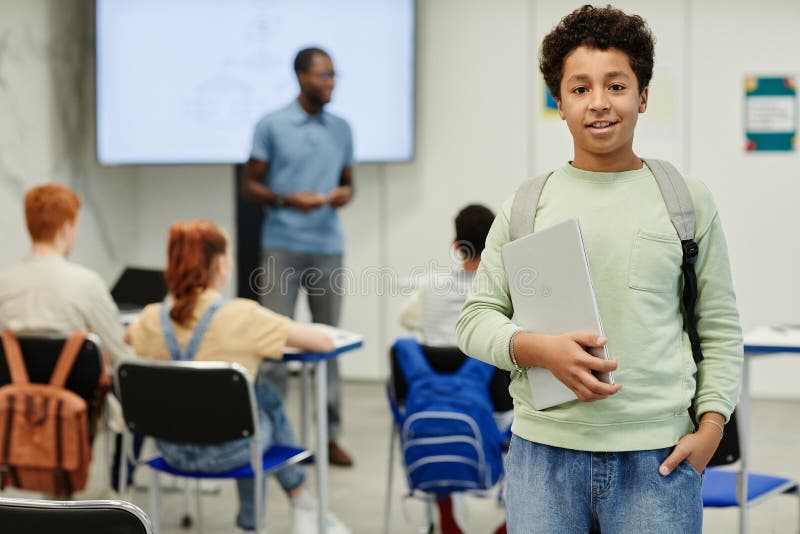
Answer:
[
  {"left": 0, "top": 0, "right": 138, "bottom": 283},
  {"left": 3, "top": 0, "right": 799, "bottom": 398},
  {"left": 133, "top": 165, "right": 236, "bottom": 273},
  {"left": 689, "top": 0, "right": 800, "bottom": 399}
]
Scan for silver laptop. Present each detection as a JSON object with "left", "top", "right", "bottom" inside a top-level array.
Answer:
[{"left": 501, "top": 217, "right": 613, "bottom": 410}]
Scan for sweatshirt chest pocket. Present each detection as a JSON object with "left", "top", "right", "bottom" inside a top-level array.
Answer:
[{"left": 628, "top": 230, "right": 683, "bottom": 293}]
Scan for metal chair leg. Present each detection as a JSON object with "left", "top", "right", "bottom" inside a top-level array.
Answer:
[
  {"left": 180, "top": 479, "right": 193, "bottom": 528},
  {"left": 300, "top": 363, "right": 311, "bottom": 447},
  {"left": 383, "top": 421, "right": 398, "bottom": 534},
  {"left": 253, "top": 438, "right": 264, "bottom": 534},
  {"left": 150, "top": 469, "right": 161, "bottom": 534},
  {"left": 103, "top": 409, "right": 113, "bottom": 493},
  {"left": 195, "top": 478, "right": 203, "bottom": 534},
  {"left": 119, "top": 432, "right": 131, "bottom": 498},
  {"left": 425, "top": 495, "right": 435, "bottom": 534}
]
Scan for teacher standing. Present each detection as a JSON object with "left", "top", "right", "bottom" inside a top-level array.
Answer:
[{"left": 241, "top": 47, "right": 355, "bottom": 467}]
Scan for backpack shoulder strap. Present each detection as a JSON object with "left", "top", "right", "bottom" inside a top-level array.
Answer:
[
  {"left": 509, "top": 171, "right": 554, "bottom": 241},
  {"left": 0, "top": 331, "right": 30, "bottom": 385},
  {"left": 642, "top": 158, "right": 703, "bottom": 364},
  {"left": 393, "top": 338, "right": 433, "bottom": 384},
  {"left": 642, "top": 159, "right": 695, "bottom": 241},
  {"left": 49, "top": 330, "right": 88, "bottom": 388}
]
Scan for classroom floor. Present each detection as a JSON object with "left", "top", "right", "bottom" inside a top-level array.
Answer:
[{"left": 5, "top": 380, "right": 799, "bottom": 533}]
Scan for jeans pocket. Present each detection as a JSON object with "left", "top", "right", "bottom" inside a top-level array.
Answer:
[{"left": 678, "top": 459, "right": 704, "bottom": 481}]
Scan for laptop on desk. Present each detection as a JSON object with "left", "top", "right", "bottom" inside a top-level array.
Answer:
[
  {"left": 501, "top": 217, "right": 613, "bottom": 410},
  {"left": 111, "top": 267, "right": 167, "bottom": 318}
]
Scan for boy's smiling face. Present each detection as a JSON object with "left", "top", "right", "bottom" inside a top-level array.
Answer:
[{"left": 556, "top": 45, "right": 648, "bottom": 172}]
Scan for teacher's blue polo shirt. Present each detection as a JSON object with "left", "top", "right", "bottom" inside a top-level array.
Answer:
[{"left": 250, "top": 99, "right": 354, "bottom": 255}]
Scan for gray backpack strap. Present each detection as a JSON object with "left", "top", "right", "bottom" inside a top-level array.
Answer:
[
  {"left": 509, "top": 172, "right": 554, "bottom": 241},
  {"left": 642, "top": 159, "right": 695, "bottom": 241},
  {"left": 642, "top": 158, "right": 703, "bottom": 365}
]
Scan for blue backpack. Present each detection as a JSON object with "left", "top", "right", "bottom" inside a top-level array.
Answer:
[{"left": 393, "top": 338, "right": 505, "bottom": 495}]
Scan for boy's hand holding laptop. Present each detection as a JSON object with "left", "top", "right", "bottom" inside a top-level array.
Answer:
[{"left": 511, "top": 331, "right": 621, "bottom": 402}]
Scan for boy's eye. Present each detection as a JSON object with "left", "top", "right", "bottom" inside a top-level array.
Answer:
[
  {"left": 609, "top": 84, "right": 625, "bottom": 91},
  {"left": 573, "top": 86, "right": 588, "bottom": 95}
]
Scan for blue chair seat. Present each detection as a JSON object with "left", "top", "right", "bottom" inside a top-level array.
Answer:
[
  {"left": 145, "top": 445, "right": 312, "bottom": 479},
  {"left": 702, "top": 468, "right": 799, "bottom": 507}
]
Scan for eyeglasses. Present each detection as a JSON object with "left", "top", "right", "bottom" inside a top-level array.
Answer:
[{"left": 315, "top": 70, "right": 336, "bottom": 81}]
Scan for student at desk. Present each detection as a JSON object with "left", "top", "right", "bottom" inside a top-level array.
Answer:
[
  {"left": 126, "top": 220, "right": 350, "bottom": 534},
  {"left": 400, "top": 204, "right": 509, "bottom": 534}
]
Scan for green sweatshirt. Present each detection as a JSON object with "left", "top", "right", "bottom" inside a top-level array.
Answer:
[{"left": 456, "top": 163, "right": 743, "bottom": 452}]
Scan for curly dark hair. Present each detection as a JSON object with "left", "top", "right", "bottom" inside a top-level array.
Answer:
[{"left": 539, "top": 5, "right": 655, "bottom": 100}]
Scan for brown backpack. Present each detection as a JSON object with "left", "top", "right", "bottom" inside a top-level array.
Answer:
[{"left": 0, "top": 330, "right": 92, "bottom": 496}]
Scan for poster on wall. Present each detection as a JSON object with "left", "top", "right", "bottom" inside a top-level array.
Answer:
[
  {"left": 542, "top": 83, "right": 559, "bottom": 117},
  {"left": 744, "top": 76, "right": 796, "bottom": 152}
]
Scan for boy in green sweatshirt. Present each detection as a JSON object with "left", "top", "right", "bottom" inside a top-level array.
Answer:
[{"left": 456, "top": 6, "right": 742, "bottom": 533}]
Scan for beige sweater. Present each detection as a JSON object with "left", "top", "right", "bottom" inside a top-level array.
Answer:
[
  {"left": 0, "top": 254, "right": 133, "bottom": 364},
  {"left": 128, "top": 289, "right": 293, "bottom": 378}
]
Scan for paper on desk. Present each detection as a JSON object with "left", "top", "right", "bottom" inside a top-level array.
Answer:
[
  {"left": 283, "top": 323, "right": 363, "bottom": 354},
  {"left": 744, "top": 325, "right": 800, "bottom": 347}
]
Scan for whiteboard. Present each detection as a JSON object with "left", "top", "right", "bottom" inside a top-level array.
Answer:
[{"left": 96, "top": 0, "right": 415, "bottom": 164}]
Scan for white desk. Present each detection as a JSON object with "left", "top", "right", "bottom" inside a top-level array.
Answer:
[
  {"left": 739, "top": 326, "right": 800, "bottom": 534},
  {"left": 282, "top": 325, "right": 363, "bottom": 534}
]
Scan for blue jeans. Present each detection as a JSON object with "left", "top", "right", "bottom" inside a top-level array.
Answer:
[
  {"left": 157, "top": 381, "right": 306, "bottom": 530},
  {"left": 505, "top": 436, "right": 703, "bottom": 534},
  {"left": 258, "top": 248, "right": 344, "bottom": 439}
]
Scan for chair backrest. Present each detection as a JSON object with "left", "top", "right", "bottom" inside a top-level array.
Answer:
[
  {"left": 390, "top": 344, "right": 513, "bottom": 412},
  {"left": 0, "top": 333, "right": 104, "bottom": 410},
  {"left": 0, "top": 497, "right": 152, "bottom": 534},
  {"left": 115, "top": 360, "right": 256, "bottom": 444}
]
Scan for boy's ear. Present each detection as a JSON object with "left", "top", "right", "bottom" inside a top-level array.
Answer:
[
  {"left": 638, "top": 86, "right": 649, "bottom": 113},
  {"left": 556, "top": 98, "right": 566, "bottom": 120}
]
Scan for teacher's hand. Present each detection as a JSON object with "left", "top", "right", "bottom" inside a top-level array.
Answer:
[
  {"left": 286, "top": 191, "right": 326, "bottom": 212},
  {"left": 327, "top": 186, "right": 353, "bottom": 208}
]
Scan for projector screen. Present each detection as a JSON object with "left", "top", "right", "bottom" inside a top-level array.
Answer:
[{"left": 96, "top": 0, "right": 415, "bottom": 164}]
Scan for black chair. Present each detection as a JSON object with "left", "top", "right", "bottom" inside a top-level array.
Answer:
[
  {"left": 0, "top": 333, "right": 106, "bottom": 438},
  {"left": 115, "top": 360, "right": 311, "bottom": 534},
  {"left": 0, "top": 496, "right": 152, "bottom": 534},
  {"left": 384, "top": 341, "right": 513, "bottom": 534}
]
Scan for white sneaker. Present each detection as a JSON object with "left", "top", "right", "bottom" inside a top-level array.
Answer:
[{"left": 292, "top": 506, "right": 351, "bottom": 534}]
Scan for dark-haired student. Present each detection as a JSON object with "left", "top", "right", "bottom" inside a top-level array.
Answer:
[
  {"left": 127, "top": 220, "right": 350, "bottom": 534},
  {"left": 401, "top": 204, "right": 496, "bottom": 348},
  {"left": 401, "top": 204, "right": 509, "bottom": 534},
  {"left": 457, "top": 6, "right": 742, "bottom": 533}
]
